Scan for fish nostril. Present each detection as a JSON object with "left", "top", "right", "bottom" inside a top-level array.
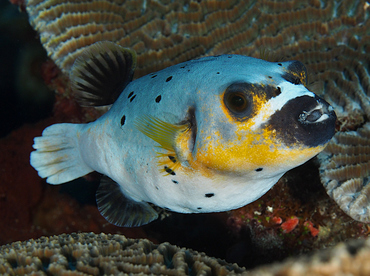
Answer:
[
  {"left": 298, "top": 95, "right": 335, "bottom": 124},
  {"left": 306, "top": 110, "right": 322, "bottom": 122},
  {"left": 299, "top": 107, "right": 329, "bottom": 124}
]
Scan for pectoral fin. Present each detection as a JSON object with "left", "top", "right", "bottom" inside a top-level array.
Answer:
[
  {"left": 96, "top": 176, "right": 158, "bottom": 227},
  {"left": 134, "top": 115, "right": 190, "bottom": 175}
]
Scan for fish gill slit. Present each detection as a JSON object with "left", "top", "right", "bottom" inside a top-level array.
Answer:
[
  {"left": 153, "top": 108, "right": 196, "bottom": 177},
  {"left": 188, "top": 107, "right": 197, "bottom": 155}
]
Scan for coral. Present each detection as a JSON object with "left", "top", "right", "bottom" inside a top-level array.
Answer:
[
  {"left": 319, "top": 122, "right": 370, "bottom": 223},
  {"left": 0, "top": 232, "right": 246, "bottom": 275},
  {"left": 24, "top": 0, "right": 370, "bottom": 85},
  {"left": 246, "top": 237, "right": 370, "bottom": 275},
  {"left": 281, "top": 216, "right": 299, "bottom": 234},
  {"left": 3, "top": 232, "right": 370, "bottom": 275}
]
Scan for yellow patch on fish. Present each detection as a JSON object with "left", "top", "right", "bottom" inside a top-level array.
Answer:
[{"left": 194, "top": 129, "right": 325, "bottom": 174}]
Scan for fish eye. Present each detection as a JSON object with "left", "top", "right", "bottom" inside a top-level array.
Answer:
[
  {"left": 225, "top": 92, "right": 249, "bottom": 113},
  {"left": 223, "top": 83, "right": 254, "bottom": 120},
  {"left": 222, "top": 82, "right": 254, "bottom": 118}
]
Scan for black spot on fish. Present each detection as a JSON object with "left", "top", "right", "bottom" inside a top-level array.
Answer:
[
  {"left": 180, "top": 66, "right": 186, "bottom": 69},
  {"left": 278, "top": 63, "right": 282, "bottom": 66},
  {"left": 155, "top": 186, "right": 159, "bottom": 190},
  {"left": 155, "top": 95, "right": 162, "bottom": 103},
  {"left": 216, "top": 72, "right": 220, "bottom": 74},
  {"left": 166, "top": 76, "right": 172, "bottom": 82},
  {"left": 172, "top": 180, "right": 178, "bottom": 184},
  {"left": 187, "top": 69, "right": 190, "bottom": 72},
  {"left": 151, "top": 75, "right": 157, "bottom": 78},
  {"left": 128, "top": 91, "right": 134, "bottom": 98},
  {"left": 205, "top": 193, "right": 214, "bottom": 198},
  {"left": 120, "top": 115, "right": 126, "bottom": 126},
  {"left": 268, "top": 76, "right": 272, "bottom": 79},
  {"left": 197, "top": 207, "right": 202, "bottom": 210},
  {"left": 164, "top": 166, "right": 176, "bottom": 175},
  {"left": 129, "top": 95, "right": 136, "bottom": 102},
  {"left": 168, "top": 156, "right": 176, "bottom": 163},
  {"left": 255, "top": 168, "right": 263, "bottom": 172}
]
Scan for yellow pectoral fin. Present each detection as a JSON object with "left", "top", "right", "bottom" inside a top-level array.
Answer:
[{"left": 134, "top": 115, "right": 190, "bottom": 175}]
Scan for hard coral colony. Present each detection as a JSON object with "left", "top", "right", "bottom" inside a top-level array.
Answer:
[
  {"left": 0, "top": 233, "right": 247, "bottom": 275},
  {"left": 3, "top": 232, "right": 370, "bottom": 275},
  {"left": 23, "top": 0, "right": 370, "bottom": 228}
]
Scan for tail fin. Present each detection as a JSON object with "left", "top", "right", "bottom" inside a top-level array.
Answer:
[{"left": 30, "top": 123, "right": 93, "bottom": 184}]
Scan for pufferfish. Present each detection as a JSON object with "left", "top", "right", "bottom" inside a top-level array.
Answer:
[{"left": 30, "top": 41, "right": 336, "bottom": 227}]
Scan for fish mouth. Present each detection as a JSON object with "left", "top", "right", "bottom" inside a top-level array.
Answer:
[
  {"left": 298, "top": 96, "right": 335, "bottom": 124},
  {"left": 268, "top": 95, "right": 337, "bottom": 147}
]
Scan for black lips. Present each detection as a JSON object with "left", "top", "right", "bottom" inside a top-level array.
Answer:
[{"left": 268, "top": 95, "right": 337, "bottom": 147}]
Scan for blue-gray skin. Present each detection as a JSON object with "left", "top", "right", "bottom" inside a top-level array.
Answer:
[{"left": 30, "top": 42, "right": 336, "bottom": 227}]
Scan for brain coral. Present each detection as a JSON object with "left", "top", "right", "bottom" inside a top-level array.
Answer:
[
  {"left": 246, "top": 236, "right": 370, "bottom": 275},
  {"left": 25, "top": 0, "right": 370, "bottom": 222},
  {"left": 2, "top": 232, "right": 370, "bottom": 275},
  {"left": 319, "top": 122, "right": 370, "bottom": 223},
  {"left": 0, "top": 232, "right": 245, "bottom": 275}
]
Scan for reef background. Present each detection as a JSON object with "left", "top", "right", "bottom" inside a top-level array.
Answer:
[{"left": 1, "top": 0, "right": 369, "bottom": 271}]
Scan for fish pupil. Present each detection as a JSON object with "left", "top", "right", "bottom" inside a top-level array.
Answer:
[
  {"left": 227, "top": 92, "right": 248, "bottom": 112},
  {"left": 232, "top": 95, "right": 244, "bottom": 106}
]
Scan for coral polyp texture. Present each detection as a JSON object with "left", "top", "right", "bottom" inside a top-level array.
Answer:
[
  {"left": 25, "top": 0, "right": 370, "bottom": 222},
  {"left": 0, "top": 232, "right": 246, "bottom": 275},
  {"left": 319, "top": 122, "right": 370, "bottom": 223},
  {"left": 25, "top": 0, "right": 370, "bottom": 79},
  {"left": 246, "top": 237, "right": 370, "bottom": 275},
  {"left": 3, "top": 232, "right": 370, "bottom": 275}
]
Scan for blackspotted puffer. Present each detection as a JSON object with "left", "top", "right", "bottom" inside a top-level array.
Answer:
[{"left": 30, "top": 42, "right": 336, "bottom": 227}]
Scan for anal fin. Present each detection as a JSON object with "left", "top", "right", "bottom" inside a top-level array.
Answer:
[{"left": 96, "top": 176, "right": 158, "bottom": 227}]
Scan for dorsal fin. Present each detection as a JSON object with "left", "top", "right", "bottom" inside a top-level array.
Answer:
[
  {"left": 96, "top": 176, "right": 158, "bottom": 227},
  {"left": 70, "top": 41, "right": 136, "bottom": 106}
]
